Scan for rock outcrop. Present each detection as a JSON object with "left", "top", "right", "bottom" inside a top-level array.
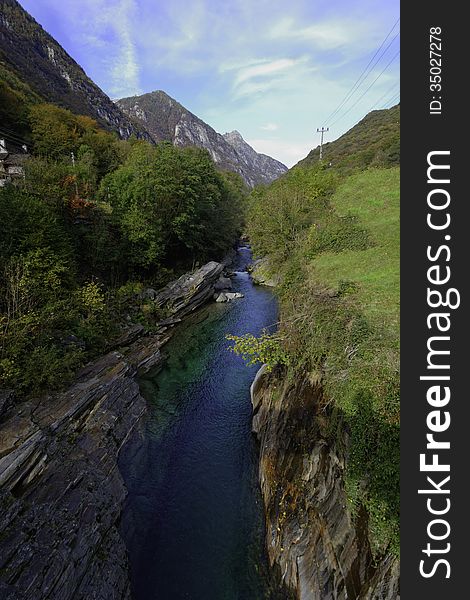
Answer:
[
  {"left": 214, "top": 291, "right": 244, "bottom": 302},
  {"left": 117, "top": 91, "right": 288, "bottom": 187},
  {"left": 251, "top": 367, "right": 400, "bottom": 600},
  {"left": 152, "top": 261, "right": 224, "bottom": 316},
  {"left": 249, "top": 257, "right": 280, "bottom": 287},
  {"left": 0, "top": 261, "right": 224, "bottom": 599}
]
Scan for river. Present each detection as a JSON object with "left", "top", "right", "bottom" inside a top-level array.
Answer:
[{"left": 119, "top": 246, "right": 285, "bottom": 600}]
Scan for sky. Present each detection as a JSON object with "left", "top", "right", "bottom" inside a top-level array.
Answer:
[{"left": 19, "top": 0, "right": 400, "bottom": 167}]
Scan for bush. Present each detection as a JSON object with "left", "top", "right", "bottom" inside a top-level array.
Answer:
[{"left": 226, "top": 332, "right": 290, "bottom": 372}]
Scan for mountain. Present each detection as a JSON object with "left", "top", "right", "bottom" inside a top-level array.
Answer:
[
  {"left": 222, "top": 130, "right": 287, "bottom": 182},
  {"left": 117, "top": 91, "right": 288, "bottom": 187},
  {"left": 0, "top": 0, "right": 286, "bottom": 186},
  {"left": 297, "top": 104, "right": 400, "bottom": 170},
  {"left": 0, "top": 0, "right": 150, "bottom": 140}
]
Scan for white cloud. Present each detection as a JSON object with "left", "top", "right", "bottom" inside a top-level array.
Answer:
[
  {"left": 226, "top": 56, "right": 314, "bottom": 99},
  {"left": 107, "top": 0, "right": 140, "bottom": 98},
  {"left": 234, "top": 58, "right": 299, "bottom": 86},
  {"left": 247, "top": 138, "right": 314, "bottom": 168},
  {"left": 260, "top": 123, "right": 279, "bottom": 131},
  {"left": 269, "top": 16, "right": 370, "bottom": 50}
]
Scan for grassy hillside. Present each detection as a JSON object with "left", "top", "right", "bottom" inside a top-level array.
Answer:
[
  {"left": 238, "top": 108, "right": 400, "bottom": 555},
  {"left": 312, "top": 168, "right": 399, "bottom": 330},
  {"left": 298, "top": 104, "right": 400, "bottom": 171}
]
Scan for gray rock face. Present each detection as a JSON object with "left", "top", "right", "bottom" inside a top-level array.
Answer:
[
  {"left": 117, "top": 91, "right": 288, "bottom": 187},
  {"left": 223, "top": 131, "right": 287, "bottom": 182},
  {"left": 0, "top": 261, "right": 224, "bottom": 600},
  {"left": 251, "top": 368, "right": 400, "bottom": 600},
  {"left": 214, "top": 291, "right": 244, "bottom": 303},
  {"left": 249, "top": 257, "right": 280, "bottom": 287},
  {"left": 214, "top": 276, "right": 233, "bottom": 291},
  {"left": 0, "top": 349, "right": 150, "bottom": 600},
  {"left": 153, "top": 261, "right": 224, "bottom": 316}
]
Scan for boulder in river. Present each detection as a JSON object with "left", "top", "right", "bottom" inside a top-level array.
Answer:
[
  {"left": 214, "top": 292, "right": 244, "bottom": 302},
  {"left": 214, "top": 276, "right": 233, "bottom": 291},
  {"left": 154, "top": 261, "right": 224, "bottom": 317},
  {"left": 248, "top": 257, "right": 280, "bottom": 287}
]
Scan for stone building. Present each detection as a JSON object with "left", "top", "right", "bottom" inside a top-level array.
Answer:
[{"left": 0, "top": 139, "right": 28, "bottom": 187}]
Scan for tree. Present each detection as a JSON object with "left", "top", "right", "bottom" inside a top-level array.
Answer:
[{"left": 99, "top": 142, "right": 245, "bottom": 271}]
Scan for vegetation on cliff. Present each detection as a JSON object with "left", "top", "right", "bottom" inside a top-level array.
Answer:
[
  {"left": 297, "top": 104, "right": 400, "bottom": 171},
  {"left": 237, "top": 106, "right": 400, "bottom": 556},
  {"left": 0, "top": 100, "right": 246, "bottom": 397}
]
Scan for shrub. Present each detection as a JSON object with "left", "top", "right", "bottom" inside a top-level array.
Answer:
[{"left": 226, "top": 332, "right": 290, "bottom": 372}]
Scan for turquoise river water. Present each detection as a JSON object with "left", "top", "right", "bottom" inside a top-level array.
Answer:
[{"left": 119, "top": 246, "right": 286, "bottom": 600}]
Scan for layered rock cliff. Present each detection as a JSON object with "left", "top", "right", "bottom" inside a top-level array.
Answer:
[
  {"left": 117, "top": 90, "right": 288, "bottom": 187},
  {"left": 0, "top": 261, "right": 224, "bottom": 599},
  {"left": 251, "top": 366, "right": 400, "bottom": 600}
]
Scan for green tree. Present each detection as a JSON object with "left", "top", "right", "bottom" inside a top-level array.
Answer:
[
  {"left": 100, "top": 142, "right": 244, "bottom": 270},
  {"left": 29, "top": 103, "right": 81, "bottom": 159}
]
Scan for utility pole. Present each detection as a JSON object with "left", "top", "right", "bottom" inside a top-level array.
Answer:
[
  {"left": 71, "top": 151, "right": 79, "bottom": 198},
  {"left": 316, "top": 127, "right": 329, "bottom": 161}
]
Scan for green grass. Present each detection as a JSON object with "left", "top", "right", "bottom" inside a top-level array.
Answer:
[
  {"left": 298, "top": 105, "right": 400, "bottom": 170},
  {"left": 247, "top": 162, "right": 400, "bottom": 556},
  {"left": 298, "top": 167, "right": 400, "bottom": 555},
  {"left": 310, "top": 167, "right": 399, "bottom": 332}
]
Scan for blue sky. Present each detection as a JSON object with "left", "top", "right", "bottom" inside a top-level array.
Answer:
[{"left": 20, "top": 0, "right": 399, "bottom": 166}]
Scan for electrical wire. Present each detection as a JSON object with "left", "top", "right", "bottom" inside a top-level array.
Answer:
[
  {"left": 384, "top": 92, "right": 400, "bottom": 108},
  {"left": 0, "top": 129, "right": 29, "bottom": 147},
  {"left": 329, "top": 49, "right": 400, "bottom": 128},
  {"left": 323, "top": 17, "right": 400, "bottom": 126},
  {"left": 369, "top": 82, "right": 400, "bottom": 111}
]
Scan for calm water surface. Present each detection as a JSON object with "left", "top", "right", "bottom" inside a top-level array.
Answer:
[{"left": 119, "top": 247, "right": 283, "bottom": 600}]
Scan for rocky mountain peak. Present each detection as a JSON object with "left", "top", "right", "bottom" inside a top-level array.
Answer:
[
  {"left": 224, "top": 130, "right": 244, "bottom": 142},
  {"left": 118, "top": 91, "right": 288, "bottom": 187}
]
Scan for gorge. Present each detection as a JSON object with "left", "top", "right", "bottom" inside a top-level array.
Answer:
[
  {"left": 118, "top": 245, "right": 286, "bottom": 599},
  {"left": 0, "top": 2, "right": 400, "bottom": 597}
]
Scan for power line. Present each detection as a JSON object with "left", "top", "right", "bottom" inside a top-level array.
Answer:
[
  {"left": 0, "top": 130, "right": 28, "bottom": 145},
  {"left": 329, "top": 49, "right": 400, "bottom": 128},
  {"left": 384, "top": 92, "right": 400, "bottom": 108},
  {"left": 0, "top": 129, "right": 29, "bottom": 147},
  {"left": 325, "top": 31, "right": 399, "bottom": 125},
  {"left": 369, "top": 82, "right": 400, "bottom": 111},
  {"left": 324, "top": 17, "right": 400, "bottom": 126},
  {"left": 0, "top": 125, "right": 28, "bottom": 139}
]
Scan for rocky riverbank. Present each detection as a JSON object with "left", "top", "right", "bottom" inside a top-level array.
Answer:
[
  {"left": 251, "top": 366, "right": 400, "bottom": 600},
  {"left": 0, "top": 261, "right": 225, "bottom": 599}
]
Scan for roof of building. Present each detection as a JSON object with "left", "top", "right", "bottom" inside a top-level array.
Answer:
[{"left": 2, "top": 154, "right": 29, "bottom": 166}]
